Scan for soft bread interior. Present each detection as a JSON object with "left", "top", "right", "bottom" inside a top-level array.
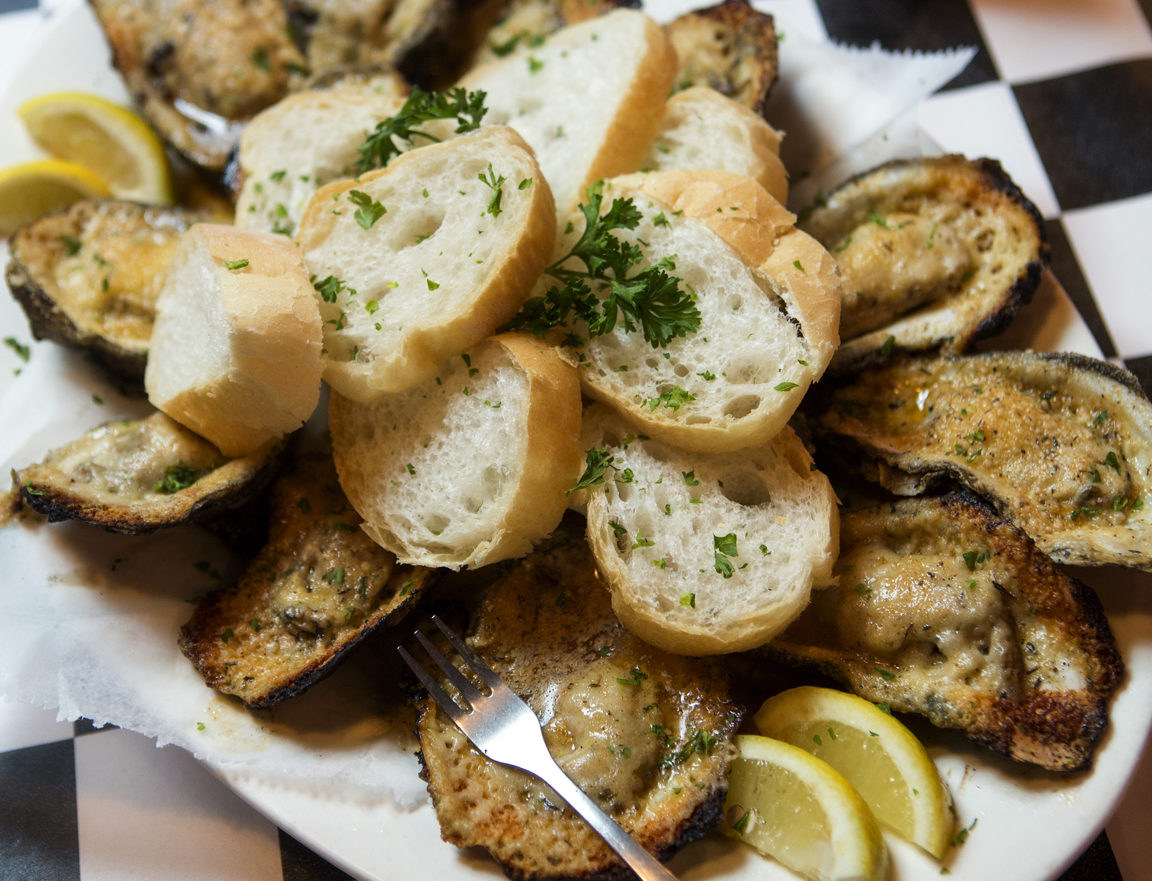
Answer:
[
  {"left": 330, "top": 333, "right": 582, "bottom": 569},
  {"left": 579, "top": 403, "right": 839, "bottom": 655},
  {"left": 296, "top": 125, "right": 555, "bottom": 402},
  {"left": 458, "top": 8, "right": 677, "bottom": 220}
]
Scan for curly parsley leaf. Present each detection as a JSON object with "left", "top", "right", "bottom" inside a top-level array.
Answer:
[
  {"left": 357, "top": 87, "right": 488, "bottom": 174},
  {"left": 507, "top": 182, "right": 700, "bottom": 348},
  {"left": 567, "top": 448, "right": 617, "bottom": 494}
]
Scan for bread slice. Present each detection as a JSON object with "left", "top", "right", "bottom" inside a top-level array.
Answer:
[
  {"left": 329, "top": 332, "right": 582, "bottom": 569},
  {"left": 457, "top": 9, "right": 677, "bottom": 220},
  {"left": 233, "top": 74, "right": 408, "bottom": 237},
  {"left": 144, "top": 223, "right": 323, "bottom": 457},
  {"left": 548, "top": 169, "right": 841, "bottom": 453},
  {"left": 576, "top": 403, "right": 838, "bottom": 655},
  {"left": 641, "top": 86, "right": 788, "bottom": 204},
  {"left": 295, "top": 125, "right": 555, "bottom": 403}
]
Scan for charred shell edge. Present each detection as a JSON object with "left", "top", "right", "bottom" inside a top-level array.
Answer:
[
  {"left": 14, "top": 438, "right": 290, "bottom": 535},
  {"left": 5, "top": 256, "right": 148, "bottom": 392}
]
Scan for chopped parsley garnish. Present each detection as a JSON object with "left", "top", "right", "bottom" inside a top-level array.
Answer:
[
  {"left": 478, "top": 163, "right": 506, "bottom": 217},
  {"left": 679, "top": 592, "right": 695, "bottom": 608},
  {"left": 774, "top": 381, "right": 799, "bottom": 392},
  {"left": 357, "top": 86, "right": 488, "bottom": 174},
  {"left": 3, "top": 336, "right": 30, "bottom": 362},
  {"left": 348, "top": 189, "right": 387, "bottom": 229},
  {"left": 567, "top": 448, "right": 617, "bottom": 493},
  {"left": 224, "top": 258, "right": 249, "bottom": 271},
  {"left": 644, "top": 386, "right": 695, "bottom": 411},
  {"left": 60, "top": 234, "right": 83, "bottom": 256},
  {"left": 506, "top": 182, "right": 700, "bottom": 348},
  {"left": 155, "top": 462, "right": 203, "bottom": 494},
  {"left": 312, "top": 275, "right": 353, "bottom": 303},
  {"left": 714, "top": 532, "right": 738, "bottom": 578},
  {"left": 269, "top": 169, "right": 287, "bottom": 182}
]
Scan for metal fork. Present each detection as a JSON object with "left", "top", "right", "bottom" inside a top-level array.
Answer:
[{"left": 398, "top": 615, "right": 680, "bottom": 881}]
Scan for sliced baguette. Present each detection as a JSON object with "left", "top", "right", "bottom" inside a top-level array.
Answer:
[
  {"left": 144, "top": 223, "right": 323, "bottom": 457},
  {"left": 576, "top": 403, "right": 838, "bottom": 655},
  {"left": 553, "top": 170, "right": 841, "bottom": 453},
  {"left": 296, "top": 125, "right": 555, "bottom": 403},
  {"left": 329, "top": 332, "right": 582, "bottom": 569},
  {"left": 641, "top": 86, "right": 788, "bottom": 204},
  {"left": 457, "top": 9, "right": 677, "bottom": 220},
  {"left": 233, "top": 75, "right": 407, "bottom": 237}
]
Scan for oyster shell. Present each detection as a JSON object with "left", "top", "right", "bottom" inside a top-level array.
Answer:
[
  {"left": 179, "top": 452, "right": 432, "bottom": 707},
  {"left": 801, "top": 155, "right": 1047, "bottom": 370},
  {"left": 810, "top": 350, "right": 1152, "bottom": 569},
  {"left": 6, "top": 199, "right": 200, "bottom": 388},
  {"left": 12, "top": 411, "right": 285, "bottom": 534},
  {"left": 416, "top": 533, "right": 740, "bottom": 880},
  {"left": 763, "top": 494, "right": 1123, "bottom": 772}
]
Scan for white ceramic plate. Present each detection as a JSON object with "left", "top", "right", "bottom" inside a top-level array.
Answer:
[{"left": 1, "top": 4, "right": 1150, "bottom": 881}]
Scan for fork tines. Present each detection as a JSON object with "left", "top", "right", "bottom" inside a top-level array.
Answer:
[{"left": 397, "top": 614, "right": 496, "bottom": 718}]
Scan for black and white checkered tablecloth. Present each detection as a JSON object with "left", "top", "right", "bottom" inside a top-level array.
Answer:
[{"left": 1, "top": 0, "right": 1150, "bottom": 879}]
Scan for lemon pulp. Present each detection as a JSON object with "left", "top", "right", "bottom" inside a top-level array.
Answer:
[
  {"left": 0, "top": 159, "right": 110, "bottom": 236},
  {"left": 754, "top": 685, "right": 954, "bottom": 859},
  {"left": 723, "top": 734, "right": 888, "bottom": 881}
]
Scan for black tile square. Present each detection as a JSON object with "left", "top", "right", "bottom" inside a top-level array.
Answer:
[
  {"left": 1124, "top": 353, "right": 1152, "bottom": 398},
  {"left": 279, "top": 829, "right": 356, "bottom": 881},
  {"left": 1014, "top": 59, "right": 1152, "bottom": 211},
  {"left": 0, "top": 740, "right": 81, "bottom": 881},
  {"left": 1045, "top": 218, "right": 1117, "bottom": 358},
  {"left": 1058, "top": 831, "right": 1123, "bottom": 881},
  {"left": 72, "top": 718, "right": 115, "bottom": 737},
  {"left": 813, "top": 0, "right": 997, "bottom": 88},
  {"left": 0, "top": 0, "right": 37, "bottom": 12}
]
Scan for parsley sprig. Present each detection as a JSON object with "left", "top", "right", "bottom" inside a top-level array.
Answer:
[
  {"left": 508, "top": 183, "right": 700, "bottom": 348},
  {"left": 357, "top": 87, "right": 488, "bottom": 174}
]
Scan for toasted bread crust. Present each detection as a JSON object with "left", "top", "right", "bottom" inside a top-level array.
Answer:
[{"left": 144, "top": 223, "right": 324, "bottom": 457}]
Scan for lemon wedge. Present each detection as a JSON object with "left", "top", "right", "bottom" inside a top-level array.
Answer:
[
  {"left": 723, "top": 733, "right": 888, "bottom": 881},
  {"left": 754, "top": 686, "right": 955, "bottom": 859},
  {"left": 18, "top": 91, "right": 173, "bottom": 204},
  {"left": 0, "top": 159, "right": 111, "bottom": 236}
]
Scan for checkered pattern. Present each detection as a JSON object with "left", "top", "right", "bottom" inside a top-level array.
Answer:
[{"left": 1, "top": 1, "right": 1151, "bottom": 879}]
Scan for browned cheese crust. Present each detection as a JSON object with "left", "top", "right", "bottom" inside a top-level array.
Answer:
[
  {"left": 415, "top": 539, "right": 741, "bottom": 881},
  {"left": 89, "top": 0, "right": 307, "bottom": 169},
  {"left": 764, "top": 494, "right": 1123, "bottom": 771},
  {"left": 810, "top": 351, "right": 1152, "bottom": 569},
  {"left": 800, "top": 155, "right": 1047, "bottom": 369},
  {"left": 664, "top": 0, "right": 779, "bottom": 117},
  {"left": 179, "top": 453, "right": 433, "bottom": 707},
  {"left": 6, "top": 199, "right": 201, "bottom": 389},
  {"left": 12, "top": 411, "right": 285, "bottom": 534}
]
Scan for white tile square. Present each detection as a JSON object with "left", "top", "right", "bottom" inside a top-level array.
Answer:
[
  {"left": 1063, "top": 191, "right": 1152, "bottom": 360},
  {"left": 918, "top": 81, "right": 1061, "bottom": 218},
  {"left": 75, "top": 729, "right": 283, "bottom": 881},
  {"left": 0, "top": 696, "right": 73, "bottom": 752},
  {"left": 970, "top": 0, "right": 1152, "bottom": 83}
]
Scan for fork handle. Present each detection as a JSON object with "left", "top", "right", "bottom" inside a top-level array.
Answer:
[{"left": 527, "top": 761, "right": 680, "bottom": 881}]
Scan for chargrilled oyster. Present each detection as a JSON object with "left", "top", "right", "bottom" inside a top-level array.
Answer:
[
  {"left": 811, "top": 351, "right": 1152, "bottom": 569},
  {"left": 6, "top": 200, "right": 200, "bottom": 387},
  {"left": 89, "top": 0, "right": 308, "bottom": 171},
  {"left": 12, "top": 411, "right": 285, "bottom": 534},
  {"left": 416, "top": 536, "right": 740, "bottom": 880},
  {"left": 665, "top": 0, "right": 779, "bottom": 117},
  {"left": 180, "top": 453, "right": 433, "bottom": 708},
  {"left": 763, "top": 494, "right": 1123, "bottom": 771},
  {"left": 800, "top": 156, "right": 1047, "bottom": 369}
]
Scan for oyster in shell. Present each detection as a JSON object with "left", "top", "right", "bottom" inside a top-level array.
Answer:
[
  {"left": 180, "top": 453, "right": 432, "bottom": 707},
  {"left": 810, "top": 351, "right": 1152, "bottom": 569},
  {"left": 415, "top": 534, "right": 741, "bottom": 880},
  {"left": 12, "top": 411, "right": 284, "bottom": 534},
  {"left": 6, "top": 199, "right": 200, "bottom": 388},
  {"left": 801, "top": 155, "right": 1047, "bottom": 370},
  {"left": 763, "top": 494, "right": 1123, "bottom": 771}
]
